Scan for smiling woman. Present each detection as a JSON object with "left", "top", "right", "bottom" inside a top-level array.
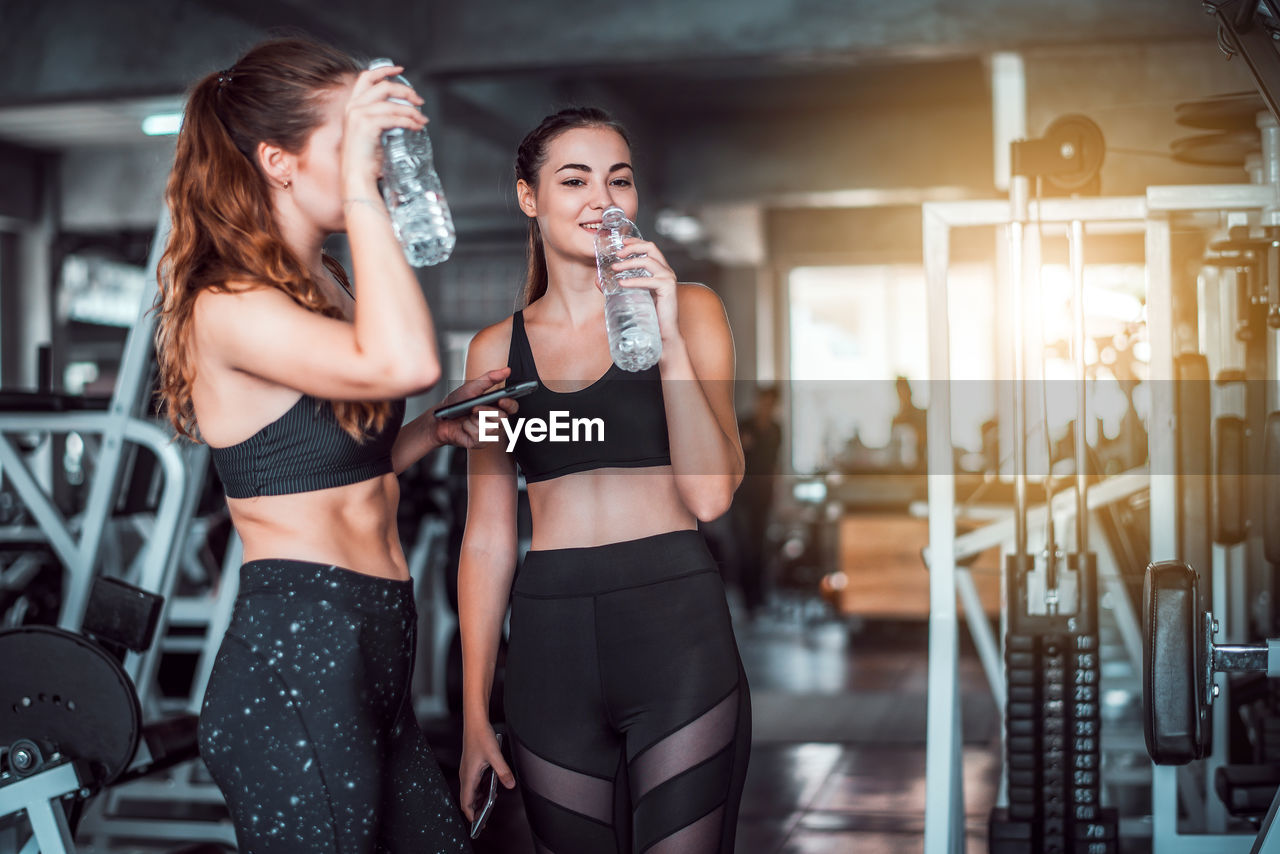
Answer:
[{"left": 457, "top": 107, "right": 751, "bottom": 854}]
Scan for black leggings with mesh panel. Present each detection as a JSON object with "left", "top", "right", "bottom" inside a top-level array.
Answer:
[
  {"left": 504, "top": 530, "right": 752, "bottom": 854},
  {"left": 198, "top": 560, "right": 472, "bottom": 854}
]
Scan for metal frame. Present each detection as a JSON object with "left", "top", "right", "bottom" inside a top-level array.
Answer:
[
  {"left": 919, "top": 467, "right": 1151, "bottom": 712},
  {"left": 1196, "top": 231, "right": 1250, "bottom": 834},
  {"left": 0, "top": 210, "right": 209, "bottom": 705},
  {"left": 0, "top": 209, "right": 186, "bottom": 631},
  {"left": 408, "top": 510, "right": 455, "bottom": 719},
  {"left": 185, "top": 531, "right": 242, "bottom": 714},
  {"left": 0, "top": 209, "right": 237, "bottom": 851},
  {"left": 922, "top": 185, "right": 1276, "bottom": 852},
  {"left": 0, "top": 763, "right": 87, "bottom": 854}
]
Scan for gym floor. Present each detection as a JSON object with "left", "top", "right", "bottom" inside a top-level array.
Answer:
[{"left": 427, "top": 610, "right": 1004, "bottom": 854}]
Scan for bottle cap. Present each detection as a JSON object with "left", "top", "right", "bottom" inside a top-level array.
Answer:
[
  {"left": 602, "top": 206, "right": 626, "bottom": 222},
  {"left": 367, "top": 58, "right": 414, "bottom": 109}
]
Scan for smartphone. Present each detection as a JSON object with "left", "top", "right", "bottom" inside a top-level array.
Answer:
[
  {"left": 434, "top": 380, "right": 538, "bottom": 421},
  {"left": 469, "top": 733, "right": 504, "bottom": 839}
]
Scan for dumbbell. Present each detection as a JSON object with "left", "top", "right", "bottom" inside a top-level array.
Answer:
[{"left": 1143, "top": 560, "right": 1280, "bottom": 764}]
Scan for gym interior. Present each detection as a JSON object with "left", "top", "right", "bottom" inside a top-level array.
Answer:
[{"left": 4, "top": 1, "right": 1280, "bottom": 852}]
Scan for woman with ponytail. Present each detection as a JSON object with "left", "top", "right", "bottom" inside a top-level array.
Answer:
[
  {"left": 155, "top": 37, "right": 500, "bottom": 853},
  {"left": 457, "top": 108, "right": 751, "bottom": 853}
]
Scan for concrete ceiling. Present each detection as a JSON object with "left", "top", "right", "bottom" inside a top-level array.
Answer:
[
  {"left": 0, "top": 0, "right": 1215, "bottom": 102},
  {"left": 0, "top": 0, "right": 1221, "bottom": 150},
  {"left": 0, "top": 0, "right": 1258, "bottom": 234}
]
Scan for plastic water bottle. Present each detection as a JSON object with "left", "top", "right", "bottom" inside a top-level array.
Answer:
[
  {"left": 367, "top": 58, "right": 455, "bottom": 267},
  {"left": 594, "top": 207, "right": 662, "bottom": 372}
]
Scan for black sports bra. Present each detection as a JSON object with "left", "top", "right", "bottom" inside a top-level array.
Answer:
[
  {"left": 209, "top": 395, "right": 406, "bottom": 498},
  {"left": 505, "top": 310, "right": 670, "bottom": 483}
]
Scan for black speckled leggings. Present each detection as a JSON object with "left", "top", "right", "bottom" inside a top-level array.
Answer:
[
  {"left": 198, "top": 559, "right": 471, "bottom": 854},
  {"left": 504, "top": 530, "right": 752, "bottom": 854}
]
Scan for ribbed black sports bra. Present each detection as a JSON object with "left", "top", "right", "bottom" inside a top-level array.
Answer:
[
  {"left": 506, "top": 310, "right": 670, "bottom": 483},
  {"left": 209, "top": 395, "right": 406, "bottom": 498}
]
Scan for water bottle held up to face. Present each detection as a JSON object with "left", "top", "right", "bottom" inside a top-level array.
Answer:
[
  {"left": 367, "top": 58, "right": 456, "bottom": 267},
  {"left": 594, "top": 207, "right": 662, "bottom": 372}
]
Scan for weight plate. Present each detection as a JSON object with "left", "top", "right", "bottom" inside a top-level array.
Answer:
[
  {"left": 1171, "top": 131, "right": 1260, "bottom": 167},
  {"left": 1175, "top": 91, "right": 1267, "bottom": 131},
  {"left": 1142, "top": 562, "right": 1208, "bottom": 764},
  {"left": 1008, "top": 722, "right": 1035, "bottom": 738},
  {"left": 0, "top": 626, "right": 141, "bottom": 785},
  {"left": 1008, "top": 702, "right": 1038, "bottom": 719}
]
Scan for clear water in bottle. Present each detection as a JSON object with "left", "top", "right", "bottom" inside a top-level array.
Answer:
[
  {"left": 595, "top": 206, "right": 662, "bottom": 372},
  {"left": 368, "top": 58, "right": 455, "bottom": 267}
]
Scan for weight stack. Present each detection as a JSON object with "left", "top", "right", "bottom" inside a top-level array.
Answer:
[{"left": 989, "top": 553, "right": 1119, "bottom": 853}]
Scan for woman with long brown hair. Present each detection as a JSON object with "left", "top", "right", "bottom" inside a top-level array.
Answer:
[
  {"left": 155, "top": 37, "right": 500, "bottom": 853},
  {"left": 458, "top": 107, "right": 751, "bottom": 853}
]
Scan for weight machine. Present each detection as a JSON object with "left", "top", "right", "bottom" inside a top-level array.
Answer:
[
  {"left": 0, "top": 212, "right": 238, "bottom": 852},
  {"left": 0, "top": 201, "right": 475, "bottom": 851},
  {"left": 922, "top": 127, "right": 1280, "bottom": 852}
]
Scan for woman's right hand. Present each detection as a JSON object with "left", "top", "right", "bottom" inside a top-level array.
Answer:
[
  {"left": 340, "top": 65, "right": 428, "bottom": 192},
  {"left": 459, "top": 720, "right": 516, "bottom": 823}
]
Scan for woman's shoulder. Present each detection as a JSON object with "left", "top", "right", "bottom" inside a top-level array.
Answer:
[
  {"left": 467, "top": 314, "right": 516, "bottom": 366},
  {"left": 676, "top": 282, "right": 729, "bottom": 322},
  {"left": 191, "top": 279, "right": 281, "bottom": 326},
  {"left": 192, "top": 277, "right": 276, "bottom": 306}
]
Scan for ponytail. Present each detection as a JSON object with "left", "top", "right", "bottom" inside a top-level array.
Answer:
[
  {"left": 520, "top": 220, "right": 549, "bottom": 308},
  {"left": 154, "top": 37, "right": 387, "bottom": 441}
]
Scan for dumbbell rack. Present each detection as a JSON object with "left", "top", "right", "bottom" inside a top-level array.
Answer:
[{"left": 991, "top": 553, "right": 1119, "bottom": 853}]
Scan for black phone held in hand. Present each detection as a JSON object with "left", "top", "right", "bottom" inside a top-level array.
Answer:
[
  {"left": 469, "top": 733, "right": 504, "bottom": 839},
  {"left": 434, "top": 380, "right": 539, "bottom": 421}
]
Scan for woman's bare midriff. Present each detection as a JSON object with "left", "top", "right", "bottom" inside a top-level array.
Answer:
[
  {"left": 227, "top": 472, "right": 409, "bottom": 580},
  {"left": 526, "top": 466, "right": 697, "bottom": 550}
]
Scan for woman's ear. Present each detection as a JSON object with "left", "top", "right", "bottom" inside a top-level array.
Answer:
[
  {"left": 516, "top": 179, "right": 537, "bottom": 218},
  {"left": 257, "top": 140, "right": 295, "bottom": 190}
]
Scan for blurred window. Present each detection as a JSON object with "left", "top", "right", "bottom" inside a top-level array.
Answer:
[{"left": 787, "top": 263, "right": 996, "bottom": 473}]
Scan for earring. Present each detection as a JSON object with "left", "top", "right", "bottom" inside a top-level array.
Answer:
[{"left": 283, "top": 179, "right": 292, "bottom": 190}]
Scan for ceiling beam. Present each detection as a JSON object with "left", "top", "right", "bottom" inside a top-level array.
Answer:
[
  {"left": 424, "top": 0, "right": 1213, "bottom": 79},
  {"left": 0, "top": 0, "right": 1220, "bottom": 107}
]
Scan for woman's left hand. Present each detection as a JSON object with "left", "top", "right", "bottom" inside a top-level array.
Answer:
[
  {"left": 430, "top": 367, "right": 518, "bottom": 449},
  {"left": 610, "top": 238, "right": 681, "bottom": 342}
]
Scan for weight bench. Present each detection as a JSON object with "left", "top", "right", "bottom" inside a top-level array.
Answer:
[{"left": 1144, "top": 560, "right": 1280, "bottom": 853}]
